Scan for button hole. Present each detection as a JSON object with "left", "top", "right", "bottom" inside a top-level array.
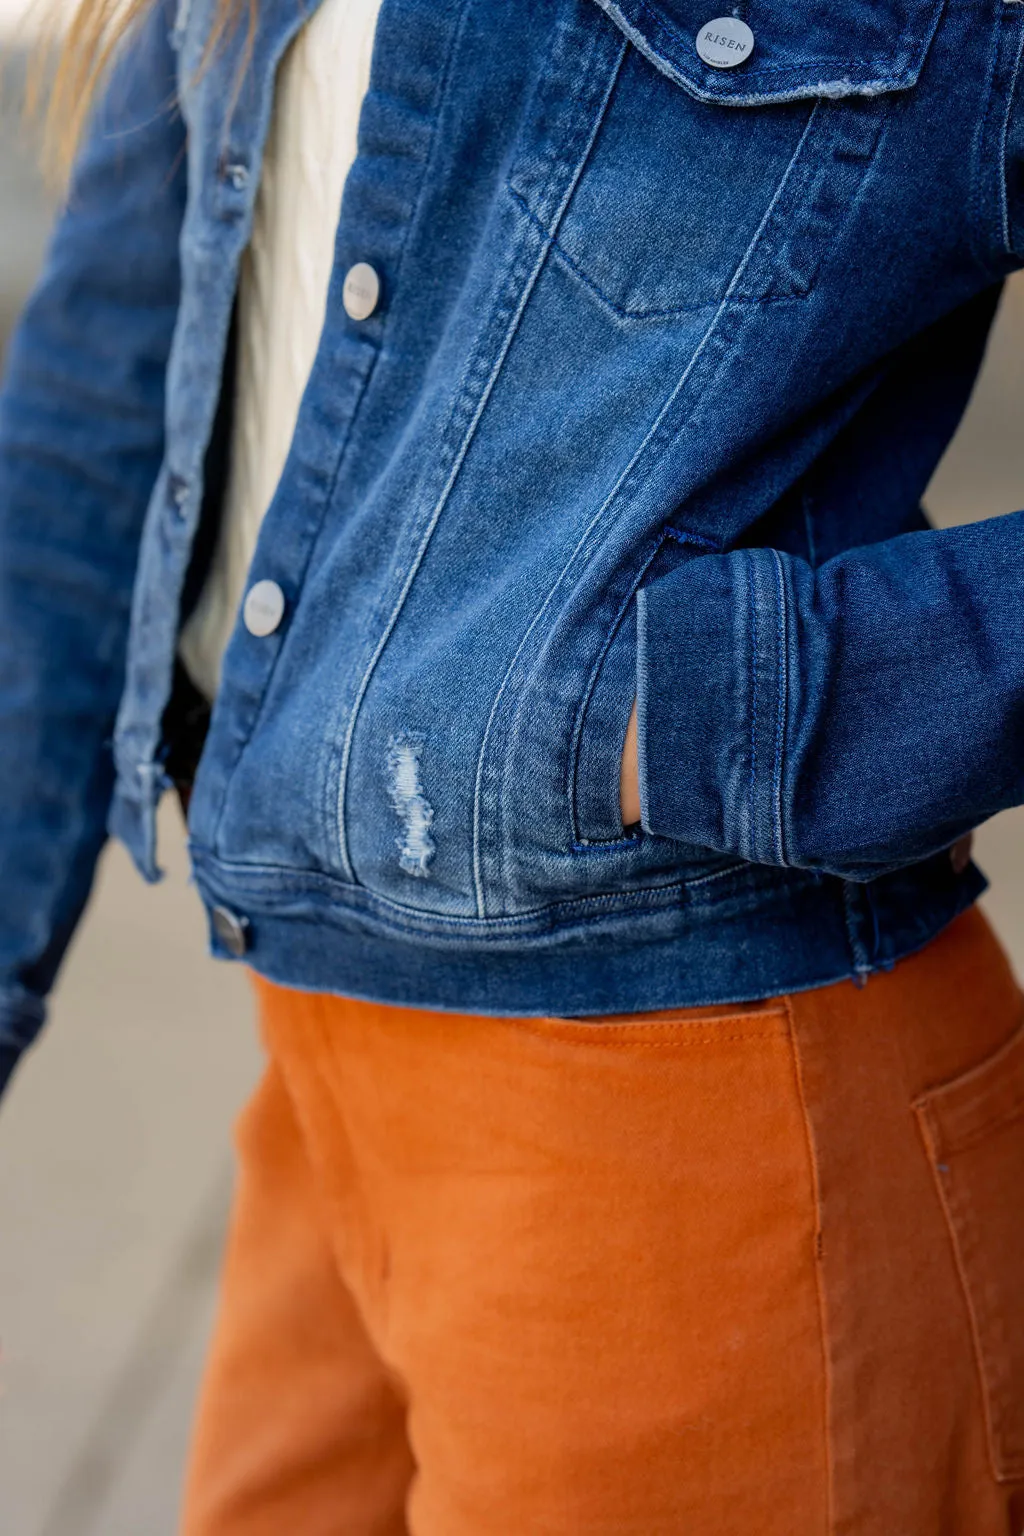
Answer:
[
  {"left": 217, "top": 153, "right": 249, "bottom": 190},
  {"left": 168, "top": 474, "right": 189, "bottom": 516}
]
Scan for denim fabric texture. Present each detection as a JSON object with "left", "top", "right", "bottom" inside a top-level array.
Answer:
[{"left": 3, "top": 0, "right": 1024, "bottom": 1091}]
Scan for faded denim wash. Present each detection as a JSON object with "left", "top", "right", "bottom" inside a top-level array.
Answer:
[{"left": 3, "top": 0, "right": 1024, "bottom": 1091}]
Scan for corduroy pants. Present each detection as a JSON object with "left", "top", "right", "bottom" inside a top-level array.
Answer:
[{"left": 180, "top": 906, "right": 1024, "bottom": 1534}]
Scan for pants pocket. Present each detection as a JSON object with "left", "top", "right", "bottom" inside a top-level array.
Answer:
[{"left": 914, "top": 1020, "right": 1024, "bottom": 1482}]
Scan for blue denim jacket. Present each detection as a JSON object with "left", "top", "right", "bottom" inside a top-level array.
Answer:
[{"left": 3, "top": 0, "right": 1023, "bottom": 1091}]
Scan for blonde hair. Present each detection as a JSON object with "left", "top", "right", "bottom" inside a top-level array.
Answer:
[{"left": 25, "top": 0, "right": 250, "bottom": 182}]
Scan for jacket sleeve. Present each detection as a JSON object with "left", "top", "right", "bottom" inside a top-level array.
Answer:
[
  {"left": 636, "top": 508, "right": 1024, "bottom": 880},
  {"left": 0, "top": 0, "right": 186, "bottom": 1096}
]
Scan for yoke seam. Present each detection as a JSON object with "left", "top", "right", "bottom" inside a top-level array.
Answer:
[{"left": 497, "top": 1024, "right": 790, "bottom": 1048}]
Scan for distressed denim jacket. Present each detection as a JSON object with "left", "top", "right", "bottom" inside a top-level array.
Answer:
[{"left": 3, "top": 0, "right": 1024, "bottom": 1091}]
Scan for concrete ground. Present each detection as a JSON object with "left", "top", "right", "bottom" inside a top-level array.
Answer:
[
  {"left": 0, "top": 807, "right": 260, "bottom": 1536},
  {"left": 0, "top": 69, "right": 261, "bottom": 1536},
  {"left": 3, "top": 40, "right": 1024, "bottom": 1536}
]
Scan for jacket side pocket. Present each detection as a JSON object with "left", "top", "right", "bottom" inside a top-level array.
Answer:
[{"left": 913, "top": 1022, "right": 1024, "bottom": 1482}]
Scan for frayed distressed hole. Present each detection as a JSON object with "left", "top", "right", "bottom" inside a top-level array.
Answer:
[{"left": 386, "top": 732, "right": 436, "bottom": 879}]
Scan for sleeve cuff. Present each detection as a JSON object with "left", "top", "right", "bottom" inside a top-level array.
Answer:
[{"left": 636, "top": 546, "right": 789, "bottom": 865}]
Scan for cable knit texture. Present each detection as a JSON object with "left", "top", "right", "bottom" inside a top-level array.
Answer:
[{"left": 178, "top": 0, "right": 382, "bottom": 701}]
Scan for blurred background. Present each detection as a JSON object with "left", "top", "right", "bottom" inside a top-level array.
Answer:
[
  {"left": 3, "top": 8, "right": 1024, "bottom": 1533},
  {"left": 0, "top": 12, "right": 261, "bottom": 1534}
]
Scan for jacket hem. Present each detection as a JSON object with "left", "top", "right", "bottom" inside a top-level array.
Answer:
[{"left": 189, "top": 846, "right": 986, "bottom": 1017}]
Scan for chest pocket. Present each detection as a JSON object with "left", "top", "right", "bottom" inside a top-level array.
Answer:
[{"left": 512, "top": 0, "right": 947, "bottom": 319}]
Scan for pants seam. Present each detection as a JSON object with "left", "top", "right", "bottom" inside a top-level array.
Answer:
[{"left": 786, "top": 992, "right": 835, "bottom": 1534}]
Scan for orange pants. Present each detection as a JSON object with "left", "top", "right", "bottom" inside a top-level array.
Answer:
[{"left": 180, "top": 907, "right": 1024, "bottom": 1535}]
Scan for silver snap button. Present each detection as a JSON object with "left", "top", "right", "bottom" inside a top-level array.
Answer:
[
  {"left": 695, "top": 16, "right": 755, "bottom": 68},
  {"left": 243, "top": 578, "right": 285, "bottom": 638},
  {"left": 343, "top": 262, "right": 381, "bottom": 321},
  {"left": 211, "top": 905, "right": 250, "bottom": 958}
]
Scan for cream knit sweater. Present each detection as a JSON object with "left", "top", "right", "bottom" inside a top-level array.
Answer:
[{"left": 178, "top": 0, "right": 383, "bottom": 701}]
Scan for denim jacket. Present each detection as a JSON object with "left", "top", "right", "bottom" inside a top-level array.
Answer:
[{"left": 3, "top": 0, "right": 1024, "bottom": 1091}]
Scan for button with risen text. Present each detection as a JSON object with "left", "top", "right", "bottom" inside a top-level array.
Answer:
[
  {"left": 243, "top": 578, "right": 285, "bottom": 638},
  {"left": 211, "top": 905, "right": 250, "bottom": 958},
  {"left": 343, "top": 262, "right": 381, "bottom": 321},
  {"left": 695, "top": 16, "right": 755, "bottom": 68}
]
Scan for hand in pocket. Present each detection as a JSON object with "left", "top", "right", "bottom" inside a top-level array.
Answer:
[
  {"left": 616, "top": 692, "right": 978, "bottom": 864},
  {"left": 619, "top": 697, "right": 640, "bottom": 828}
]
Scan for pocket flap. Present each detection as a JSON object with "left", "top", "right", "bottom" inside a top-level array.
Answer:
[{"left": 589, "top": 0, "right": 946, "bottom": 105}]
